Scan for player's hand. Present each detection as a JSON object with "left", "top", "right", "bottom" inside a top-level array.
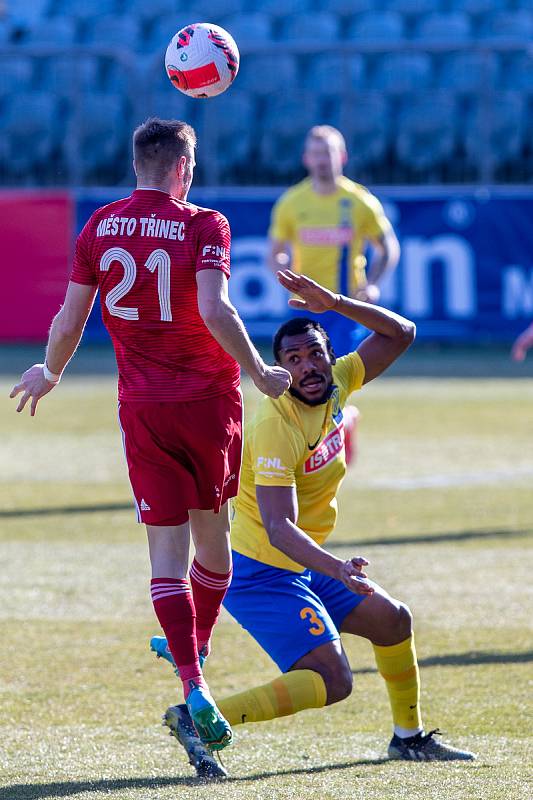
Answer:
[
  {"left": 338, "top": 556, "right": 374, "bottom": 596},
  {"left": 277, "top": 270, "right": 338, "bottom": 314},
  {"left": 354, "top": 283, "right": 380, "bottom": 304},
  {"left": 254, "top": 365, "right": 292, "bottom": 398},
  {"left": 9, "top": 364, "right": 56, "bottom": 416}
]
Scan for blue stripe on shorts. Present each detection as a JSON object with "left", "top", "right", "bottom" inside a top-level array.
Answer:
[{"left": 223, "top": 550, "right": 368, "bottom": 672}]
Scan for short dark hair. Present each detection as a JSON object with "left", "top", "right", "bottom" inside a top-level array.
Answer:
[
  {"left": 133, "top": 117, "right": 196, "bottom": 179},
  {"left": 273, "top": 317, "right": 335, "bottom": 362}
]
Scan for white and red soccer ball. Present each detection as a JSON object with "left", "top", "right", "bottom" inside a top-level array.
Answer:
[{"left": 165, "top": 23, "right": 239, "bottom": 98}]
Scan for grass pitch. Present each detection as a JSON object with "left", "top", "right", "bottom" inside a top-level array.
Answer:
[{"left": 0, "top": 347, "right": 532, "bottom": 800}]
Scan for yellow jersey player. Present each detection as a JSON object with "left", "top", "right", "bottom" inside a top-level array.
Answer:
[
  {"left": 154, "top": 271, "right": 475, "bottom": 777},
  {"left": 268, "top": 125, "right": 400, "bottom": 358}
]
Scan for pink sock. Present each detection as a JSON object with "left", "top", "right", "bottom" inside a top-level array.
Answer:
[
  {"left": 190, "top": 559, "right": 232, "bottom": 656},
  {"left": 150, "top": 577, "right": 207, "bottom": 698}
]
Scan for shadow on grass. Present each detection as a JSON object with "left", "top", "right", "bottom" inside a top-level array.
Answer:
[
  {"left": 330, "top": 527, "right": 532, "bottom": 549},
  {"left": 352, "top": 649, "right": 533, "bottom": 675},
  {"left": 0, "top": 503, "right": 132, "bottom": 519},
  {"left": 0, "top": 757, "right": 390, "bottom": 799}
]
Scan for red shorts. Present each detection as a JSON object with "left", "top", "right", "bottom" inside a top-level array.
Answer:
[{"left": 118, "top": 388, "right": 243, "bottom": 526}]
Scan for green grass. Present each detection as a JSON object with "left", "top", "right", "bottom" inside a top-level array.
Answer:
[{"left": 1, "top": 355, "right": 532, "bottom": 799}]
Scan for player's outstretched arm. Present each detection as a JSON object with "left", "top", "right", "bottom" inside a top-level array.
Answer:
[
  {"left": 256, "top": 484, "right": 373, "bottom": 597},
  {"left": 277, "top": 269, "right": 415, "bottom": 384},
  {"left": 9, "top": 281, "right": 96, "bottom": 416},
  {"left": 197, "top": 269, "right": 291, "bottom": 398}
]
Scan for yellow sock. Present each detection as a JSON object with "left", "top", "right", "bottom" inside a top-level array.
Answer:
[
  {"left": 218, "top": 669, "right": 327, "bottom": 726},
  {"left": 373, "top": 635, "right": 423, "bottom": 734}
]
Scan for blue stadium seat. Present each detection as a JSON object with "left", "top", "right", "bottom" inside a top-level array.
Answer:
[
  {"left": 505, "top": 52, "right": 533, "bottom": 91},
  {"left": 480, "top": 10, "right": 533, "bottom": 40},
  {"left": 348, "top": 12, "right": 405, "bottom": 42},
  {"left": 51, "top": 0, "right": 119, "bottom": 23},
  {"left": 2, "top": 91, "right": 59, "bottom": 179},
  {"left": 372, "top": 52, "right": 433, "bottom": 94},
  {"left": 140, "top": 90, "right": 195, "bottom": 127},
  {"left": 396, "top": 93, "right": 457, "bottom": 175},
  {"left": 221, "top": 13, "right": 272, "bottom": 44},
  {"left": 316, "top": 0, "right": 375, "bottom": 16},
  {"left": 260, "top": 92, "right": 320, "bottom": 176},
  {"left": 8, "top": 0, "right": 49, "bottom": 26},
  {"left": 465, "top": 92, "right": 525, "bottom": 172},
  {"left": 71, "top": 92, "right": 130, "bottom": 180},
  {"left": 344, "top": 92, "right": 389, "bottom": 171},
  {"left": 192, "top": 0, "right": 247, "bottom": 17},
  {"left": 280, "top": 13, "right": 339, "bottom": 42},
  {"left": 126, "top": 0, "right": 189, "bottom": 24},
  {"left": 86, "top": 16, "right": 139, "bottom": 49},
  {"left": 439, "top": 51, "right": 499, "bottom": 94},
  {"left": 252, "top": 0, "right": 311, "bottom": 17},
  {"left": 237, "top": 54, "right": 298, "bottom": 94},
  {"left": 448, "top": 0, "right": 506, "bottom": 14},
  {"left": 0, "top": 56, "right": 33, "bottom": 94},
  {"left": 384, "top": 0, "right": 441, "bottom": 15},
  {"left": 43, "top": 54, "right": 101, "bottom": 95},
  {"left": 415, "top": 13, "right": 472, "bottom": 42},
  {"left": 207, "top": 90, "right": 256, "bottom": 171},
  {"left": 303, "top": 53, "right": 365, "bottom": 95},
  {"left": 25, "top": 17, "right": 77, "bottom": 45}
]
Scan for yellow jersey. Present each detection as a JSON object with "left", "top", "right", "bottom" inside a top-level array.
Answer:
[
  {"left": 231, "top": 352, "right": 365, "bottom": 572},
  {"left": 269, "top": 176, "right": 391, "bottom": 296}
]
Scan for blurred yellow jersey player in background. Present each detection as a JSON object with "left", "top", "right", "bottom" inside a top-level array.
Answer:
[{"left": 269, "top": 125, "right": 400, "bottom": 358}]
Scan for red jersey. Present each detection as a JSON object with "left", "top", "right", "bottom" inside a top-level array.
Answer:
[{"left": 71, "top": 188, "right": 240, "bottom": 402}]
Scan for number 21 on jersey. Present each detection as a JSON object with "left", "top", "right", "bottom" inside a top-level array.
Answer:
[{"left": 100, "top": 246, "right": 172, "bottom": 322}]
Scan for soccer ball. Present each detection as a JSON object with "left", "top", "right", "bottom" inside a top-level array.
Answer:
[{"left": 165, "top": 22, "right": 239, "bottom": 98}]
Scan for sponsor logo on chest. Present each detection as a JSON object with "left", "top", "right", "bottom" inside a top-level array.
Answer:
[
  {"left": 300, "top": 226, "right": 353, "bottom": 247},
  {"left": 304, "top": 423, "right": 345, "bottom": 474}
]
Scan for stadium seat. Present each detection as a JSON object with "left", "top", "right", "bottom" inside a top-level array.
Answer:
[
  {"left": 146, "top": 90, "right": 197, "bottom": 126},
  {"left": 372, "top": 52, "right": 433, "bottom": 94},
  {"left": 221, "top": 13, "right": 272, "bottom": 44},
  {"left": 43, "top": 54, "right": 101, "bottom": 96},
  {"left": 505, "top": 52, "right": 533, "bottom": 91},
  {"left": 480, "top": 10, "right": 533, "bottom": 40},
  {"left": 25, "top": 17, "right": 78, "bottom": 45},
  {"left": 205, "top": 90, "right": 256, "bottom": 173},
  {"left": 448, "top": 0, "right": 505, "bottom": 15},
  {"left": 7, "top": 0, "right": 49, "bottom": 26},
  {"left": 385, "top": 0, "right": 441, "bottom": 15},
  {"left": 71, "top": 92, "right": 130, "bottom": 181},
  {"left": 439, "top": 51, "right": 499, "bottom": 94},
  {"left": 252, "top": 0, "right": 311, "bottom": 18},
  {"left": 415, "top": 13, "right": 472, "bottom": 42},
  {"left": 0, "top": 56, "right": 33, "bottom": 94},
  {"left": 316, "top": 0, "right": 375, "bottom": 16},
  {"left": 302, "top": 53, "right": 365, "bottom": 95},
  {"left": 344, "top": 92, "right": 390, "bottom": 172},
  {"left": 51, "top": 0, "right": 119, "bottom": 23},
  {"left": 192, "top": 0, "right": 246, "bottom": 17},
  {"left": 125, "top": 0, "right": 180, "bottom": 24},
  {"left": 2, "top": 92, "right": 60, "bottom": 179},
  {"left": 260, "top": 93, "right": 320, "bottom": 177},
  {"left": 348, "top": 12, "right": 405, "bottom": 42},
  {"left": 464, "top": 92, "right": 525, "bottom": 173},
  {"left": 237, "top": 53, "right": 298, "bottom": 94},
  {"left": 85, "top": 15, "right": 139, "bottom": 50},
  {"left": 280, "top": 13, "right": 339, "bottom": 42},
  {"left": 396, "top": 93, "right": 457, "bottom": 175}
]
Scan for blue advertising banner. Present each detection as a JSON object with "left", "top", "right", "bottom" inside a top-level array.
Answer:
[{"left": 76, "top": 190, "right": 533, "bottom": 343}]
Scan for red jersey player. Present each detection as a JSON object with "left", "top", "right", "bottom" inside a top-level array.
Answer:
[{"left": 10, "top": 118, "right": 291, "bottom": 759}]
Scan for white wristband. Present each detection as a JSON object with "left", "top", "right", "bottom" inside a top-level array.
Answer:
[{"left": 42, "top": 361, "right": 61, "bottom": 384}]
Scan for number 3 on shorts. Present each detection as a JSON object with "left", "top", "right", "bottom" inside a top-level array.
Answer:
[{"left": 300, "top": 606, "right": 326, "bottom": 636}]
